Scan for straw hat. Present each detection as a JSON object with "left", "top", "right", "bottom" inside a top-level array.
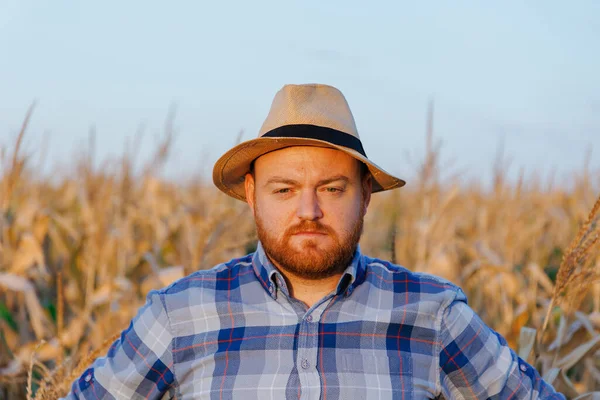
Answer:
[{"left": 213, "top": 83, "right": 406, "bottom": 201}]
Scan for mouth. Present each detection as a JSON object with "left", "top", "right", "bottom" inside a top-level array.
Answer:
[{"left": 292, "top": 231, "right": 327, "bottom": 236}]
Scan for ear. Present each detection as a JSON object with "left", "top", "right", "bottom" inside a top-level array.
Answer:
[{"left": 244, "top": 173, "right": 256, "bottom": 214}]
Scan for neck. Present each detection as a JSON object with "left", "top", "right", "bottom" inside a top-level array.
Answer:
[{"left": 278, "top": 270, "right": 343, "bottom": 308}]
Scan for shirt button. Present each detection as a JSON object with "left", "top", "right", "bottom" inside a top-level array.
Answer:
[
  {"left": 301, "top": 359, "right": 310, "bottom": 369},
  {"left": 306, "top": 315, "right": 313, "bottom": 322},
  {"left": 268, "top": 285, "right": 274, "bottom": 294},
  {"left": 84, "top": 374, "right": 92, "bottom": 382},
  {"left": 520, "top": 364, "right": 527, "bottom": 372}
]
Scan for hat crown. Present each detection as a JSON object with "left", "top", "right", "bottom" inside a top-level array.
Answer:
[{"left": 259, "top": 84, "right": 359, "bottom": 138}]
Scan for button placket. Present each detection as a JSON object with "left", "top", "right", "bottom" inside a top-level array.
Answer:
[
  {"left": 296, "top": 293, "right": 336, "bottom": 399},
  {"left": 296, "top": 310, "right": 321, "bottom": 399}
]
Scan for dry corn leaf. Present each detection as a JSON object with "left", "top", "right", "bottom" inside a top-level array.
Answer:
[
  {"left": 518, "top": 326, "right": 536, "bottom": 361},
  {"left": 140, "top": 266, "right": 184, "bottom": 295},
  {"left": 90, "top": 283, "right": 113, "bottom": 307},
  {"left": 59, "top": 315, "right": 88, "bottom": 349},
  {"left": 0, "top": 320, "right": 19, "bottom": 351},
  {"left": 48, "top": 211, "right": 79, "bottom": 241},
  {"left": 556, "top": 334, "right": 600, "bottom": 371},
  {"left": 555, "top": 368, "right": 581, "bottom": 399},
  {"left": 473, "top": 242, "right": 505, "bottom": 266},
  {"left": 573, "top": 393, "right": 600, "bottom": 400},
  {"left": 0, "top": 273, "right": 52, "bottom": 340},
  {"left": 0, "top": 359, "right": 22, "bottom": 377},
  {"left": 549, "top": 318, "right": 595, "bottom": 352},
  {"left": 32, "top": 213, "right": 49, "bottom": 245},
  {"left": 16, "top": 338, "right": 61, "bottom": 363},
  {"left": 526, "top": 262, "right": 555, "bottom": 294},
  {"left": 158, "top": 266, "right": 184, "bottom": 287},
  {"left": 574, "top": 311, "right": 599, "bottom": 335},
  {"left": 13, "top": 201, "right": 38, "bottom": 231},
  {"left": 584, "top": 357, "right": 600, "bottom": 385},
  {"left": 9, "top": 233, "right": 46, "bottom": 275}
]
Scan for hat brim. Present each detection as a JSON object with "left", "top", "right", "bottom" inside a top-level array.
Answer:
[{"left": 213, "top": 137, "right": 406, "bottom": 201}]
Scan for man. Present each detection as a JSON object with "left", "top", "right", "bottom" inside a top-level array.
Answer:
[{"left": 65, "top": 84, "right": 564, "bottom": 399}]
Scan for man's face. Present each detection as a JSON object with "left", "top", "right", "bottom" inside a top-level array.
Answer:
[{"left": 244, "top": 146, "right": 372, "bottom": 280}]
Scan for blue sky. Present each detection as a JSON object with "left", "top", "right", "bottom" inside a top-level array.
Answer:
[{"left": 1, "top": 1, "right": 599, "bottom": 185}]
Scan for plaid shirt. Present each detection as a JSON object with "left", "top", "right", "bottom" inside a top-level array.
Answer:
[{"left": 65, "top": 243, "right": 564, "bottom": 399}]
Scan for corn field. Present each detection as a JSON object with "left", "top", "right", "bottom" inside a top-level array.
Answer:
[{"left": 1, "top": 111, "right": 599, "bottom": 399}]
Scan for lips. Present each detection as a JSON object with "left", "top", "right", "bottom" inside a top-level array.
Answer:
[{"left": 286, "top": 222, "right": 333, "bottom": 238}]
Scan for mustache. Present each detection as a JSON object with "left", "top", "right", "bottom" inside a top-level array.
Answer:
[{"left": 285, "top": 221, "right": 334, "bottom": 236}]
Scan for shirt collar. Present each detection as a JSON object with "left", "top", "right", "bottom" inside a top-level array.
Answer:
[{"left": 251, "top": 241, "right": 367, "bottom": 300}]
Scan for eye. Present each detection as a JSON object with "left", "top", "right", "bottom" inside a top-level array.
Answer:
[
  {"left": 324, "top": 187, "right": 343, "bottom": 193},
  {"left": 274, "top": 188, "right": 291, "bottom": 194}
]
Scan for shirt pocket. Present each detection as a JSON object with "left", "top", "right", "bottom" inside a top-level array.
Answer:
[
  {"left": 339, "top": 352, "right": 412, "bottom": 376},
  {"left": 340, "top": 350, "right": 418, "bottom": 376},
  {"left": 341, "top": 352, "right": 395, "bottom": 374},
  {"left": 337, "top": 352, "right": 436, "bottom": 399}
]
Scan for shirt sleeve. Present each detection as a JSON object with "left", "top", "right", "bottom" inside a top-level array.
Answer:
[
  {"left": 438, "top": 289, "right": 565, "bottom": 399},
  {"left": 61, "top": 290, "right": 177, "bottom": 399}
]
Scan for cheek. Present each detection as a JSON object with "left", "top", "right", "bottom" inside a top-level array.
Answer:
[
  {"left": 325, "top": 199, "right": 363, "bottom": 229},
  {"left": 256, "top": 198, "right": 294, "bottom": 229}
]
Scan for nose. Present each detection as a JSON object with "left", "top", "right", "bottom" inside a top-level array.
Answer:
[{"left": 296, "top": 190, "right": 323, "bottom": 221}]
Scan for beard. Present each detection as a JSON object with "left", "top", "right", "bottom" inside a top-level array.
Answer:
[{"left": 255, "top": 211, "right": 364, "bottom": 281}]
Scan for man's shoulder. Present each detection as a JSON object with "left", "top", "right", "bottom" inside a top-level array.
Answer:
[
  {"left": 361, "top": 255, "right": 464, "bottom": 300},
  {"left": 152, "top": 253, "right": 255, "bottom": 299}
]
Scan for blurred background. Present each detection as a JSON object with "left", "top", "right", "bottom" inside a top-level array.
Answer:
[
  {"left": 1, "top": 2, "right": 600, "bottom": 398},
  {"left": 1, "top": 1, "right": 599, "bottom": 184}
]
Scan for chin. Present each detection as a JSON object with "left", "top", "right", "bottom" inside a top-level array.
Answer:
[{"left": 292, "top": 239, "right": 330, "bottom": 253}]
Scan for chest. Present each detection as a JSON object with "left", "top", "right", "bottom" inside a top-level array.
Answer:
[{"left": 169, "top": 297, "right": 441, "bottom": 399}]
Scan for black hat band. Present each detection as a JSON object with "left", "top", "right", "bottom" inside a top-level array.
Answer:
[{"left": 262, "top": 124, "right": 367, "bottom": 158}]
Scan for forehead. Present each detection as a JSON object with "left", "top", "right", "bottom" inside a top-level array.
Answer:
[{"left": 253, "top": 146, "right": 360, "bottom": 178}]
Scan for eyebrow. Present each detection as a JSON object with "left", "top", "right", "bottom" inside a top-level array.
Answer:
[
  {"left": 264, "top": 175, "right": 350, "bottom": 187},
  {"left": 264, "top": 177, "right": 298, "bottom": 186},
  {"left": 317, "top": 175, "right": 350, "bottom": 186}
]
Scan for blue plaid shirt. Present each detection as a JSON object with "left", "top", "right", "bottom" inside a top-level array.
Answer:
[{"left": 65, "top": 243, "right": 564, "bottom": 399}]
